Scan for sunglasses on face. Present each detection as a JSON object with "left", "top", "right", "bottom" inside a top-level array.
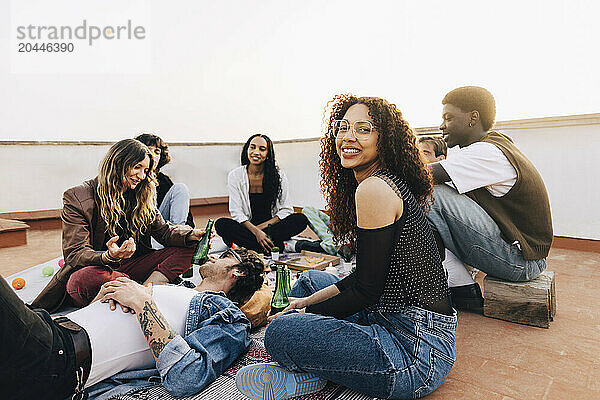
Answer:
[{"left": 219, "top": 248, "right": 243, "bottom": 263}]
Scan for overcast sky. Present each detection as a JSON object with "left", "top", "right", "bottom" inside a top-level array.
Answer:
[{"left": 1, "top": 0, "right": 598, "bottom": 142}]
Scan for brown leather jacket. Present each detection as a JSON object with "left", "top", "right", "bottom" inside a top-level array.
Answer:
[{"left": 31, "top": 178, "right": 194, "bottom": 312}]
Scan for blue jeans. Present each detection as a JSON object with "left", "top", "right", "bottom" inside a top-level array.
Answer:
[
  {"left": 265, "top": 271, "right": 457, "bottom": 399},
  {"left": 427, "top": 184, "right": 546, "bottom": 282},
  {"left": 153, "top": 183, "right": 191, "bottom": 249},
  {"left": 88, "top": 290, "right": 251, "bottom": 399}
]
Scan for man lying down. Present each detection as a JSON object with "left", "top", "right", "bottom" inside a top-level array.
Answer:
[{"left": 0, "top": 247, "right": 265, "bottom": 400}]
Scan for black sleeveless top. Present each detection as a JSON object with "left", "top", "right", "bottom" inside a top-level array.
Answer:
[
  {"left": 373, "top": 170, "right": 449, "bottom": 312},
  {"left": 307, "top": 170, "right": 450, "bottom": 317},
  {"left": 249, "top": 192, "right": 271, "bottom": 225}
]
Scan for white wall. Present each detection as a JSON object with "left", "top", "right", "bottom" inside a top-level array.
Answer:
[
  {"left": 501, "top": 123, "right": 600, "bottom": 241},
  {"left": 0, "top": 143, "right": 240, "bottom": 211},
  {"left": 1, "top": 114, "right": 599, "bottom": 239}
]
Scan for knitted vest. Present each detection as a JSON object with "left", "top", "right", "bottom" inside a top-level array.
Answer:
[{"left": 466, "top": 131, "right": 553, "bottom": 260}]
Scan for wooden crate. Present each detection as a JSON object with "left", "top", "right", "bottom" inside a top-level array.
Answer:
[
  {"left": 274, "top": 250, "right": 340, "bottom": 271},
  {"left": 483, "top": 270, "right": 556, "bottom": 328}
]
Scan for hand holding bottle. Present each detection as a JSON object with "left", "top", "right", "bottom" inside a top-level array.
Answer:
[
  {"left": 267, "top": 297, "right": 306, "bottom": 322},
  {"left": 183, "top": 219, "right": 215, "bottom": 278},
  {"left": 189, "top": 228, "right": 214, "bottom": 241}
]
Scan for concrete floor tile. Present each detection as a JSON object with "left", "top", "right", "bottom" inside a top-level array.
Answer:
[
  {"left": 546, "top": 379, "right": 600, "bottom": 400},
  {"left": 462, "top": 360, "right": 552, "bottom": 399},
  {"left": 427, "top": 378, "right": 506, "bottom": 400},
  {"left": 2, "top": 218, "right": 600, "bottom": 399}
]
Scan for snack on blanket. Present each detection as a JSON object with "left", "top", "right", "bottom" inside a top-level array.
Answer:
[
  {"left": 296, "top": 256, "right": 325, "bottom": 266},
  {"left": 12, "top": 277, "right": 26, "bottom": 290},
  {"left": 278, "top": 251, "right": 340, "bottom": 271}
]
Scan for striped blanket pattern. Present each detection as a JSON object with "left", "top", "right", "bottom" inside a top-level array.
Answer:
[{"left": 116, "top": 327, "right": 375, "bottom": 400}]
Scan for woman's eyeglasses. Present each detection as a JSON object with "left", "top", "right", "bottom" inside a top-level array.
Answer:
[
  {"left": 219, "top": 248, "right": 243, "bottom": 263},
  {"left": 330, "top": 120, "right": 374, "bottom": 141}
]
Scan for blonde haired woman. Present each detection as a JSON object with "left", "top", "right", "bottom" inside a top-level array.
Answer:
[{"left": 33, "top": 139, "right": 206, "bottom": 310}]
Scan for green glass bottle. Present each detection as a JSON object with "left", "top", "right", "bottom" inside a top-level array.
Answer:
[
  {"left": 271, "top": 265, "right": 290, "bottom": 314},
  {"left": 182, "top": 219, "right": 214, "bottom": 278},
  {"left": 283, "top": 266, "right": 291, "bottom": 297}
]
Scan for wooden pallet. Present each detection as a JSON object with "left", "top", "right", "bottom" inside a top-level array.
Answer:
[{"left": 483, "top": 270, "right": 556, "bottom": 328}]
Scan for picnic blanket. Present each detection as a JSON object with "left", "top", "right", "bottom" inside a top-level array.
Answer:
[{"left": 116, "top": 327, "right": 373, "bottom": 400}]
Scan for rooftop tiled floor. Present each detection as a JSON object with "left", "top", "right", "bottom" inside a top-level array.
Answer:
[{"left": 1, "top": 217, "right": 599, "bottom": 399}]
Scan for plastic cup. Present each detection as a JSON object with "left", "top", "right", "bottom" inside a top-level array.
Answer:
[{"left": 271, "top": 247, "right": 280, "bottom": 261}]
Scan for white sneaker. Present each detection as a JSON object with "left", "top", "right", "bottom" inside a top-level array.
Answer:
[{"left": 283, "top": 240, "right": 297, "bottom": 253}]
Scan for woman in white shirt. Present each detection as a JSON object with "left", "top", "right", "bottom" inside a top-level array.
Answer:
[{"left": 215, "top": 134, "right": 308, "bottom": 254}]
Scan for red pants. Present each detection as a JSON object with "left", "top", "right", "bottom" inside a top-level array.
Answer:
[{"left": 66, "top": 246, "right": 195, "bottom": 307}]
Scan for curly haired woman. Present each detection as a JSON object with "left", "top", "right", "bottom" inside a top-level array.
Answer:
[
  {"left": 32, "top": 139, "right": 207, "bottom": 311},
  {"left": 215, "top": 134, "right": 308, "bottom": 254},
  {"left": 236, "top": 96, "right": 456, "bottom": 399}
]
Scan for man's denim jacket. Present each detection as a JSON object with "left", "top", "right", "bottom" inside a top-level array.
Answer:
[{"left": 86, "top": 291, "right": 251, "bottom": 400}]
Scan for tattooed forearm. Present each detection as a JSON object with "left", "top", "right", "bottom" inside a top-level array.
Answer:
[
  {"left": 137, "top": 300, "right": 178, "bottom": 360},
  {"left": 146, "top": 302, "right": 167, "bottom": 329},
  {"left": 149, "top": 338, "right": 168, "bottom": 359},
  {"left": 138, "top": 309, "right": 154, "bottom": 337}
]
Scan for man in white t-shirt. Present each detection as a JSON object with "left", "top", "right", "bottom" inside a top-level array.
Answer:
[
  {"left": 426, "top": 86, "right": 553, "bottom": 312},
  {"left": 418, "top": 136, "right": 479, "bottom": 286},
  {"left": 1, "top": 247, "right": 265, "bottom": 400}
]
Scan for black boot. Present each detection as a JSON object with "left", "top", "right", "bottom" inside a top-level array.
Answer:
[{"left": 449, "top": 283, "right": 484, "bottom": 313}]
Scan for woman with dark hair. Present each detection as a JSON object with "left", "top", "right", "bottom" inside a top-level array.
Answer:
[
  {"left": 236, "top": 96, "right": 456, "bottom": 399},
  {"left": 215, "top": 134, "right": 308, "bottom": 254},
  {"left": 135, "top": 133, "right": 195, "bottom": 230},
  {"left": 32, "top": 139, "right": 207, "bottom": 311}
]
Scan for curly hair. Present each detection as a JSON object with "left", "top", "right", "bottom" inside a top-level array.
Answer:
[
  {"left": 135, "top": 133, "right": 171, "bottom": 170},
  {"left": 442, "top": 86, "right": 496, "bottom": 131},
  {"left": 241, "top": 134, "right": 282, "bottom": 214},
  {"left": 227, "top": 248, "right": 265, "bottom": 305},
  {"left": 97, "top": 139, "right": 158, "bottom": 242},
  {"left": 319, "top": 94, "right": 434, "bottom": 250}
]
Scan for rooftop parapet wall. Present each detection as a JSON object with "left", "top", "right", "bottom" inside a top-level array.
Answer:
[{"left": 1, "top": 114, "right": 599, "bottom": 240}]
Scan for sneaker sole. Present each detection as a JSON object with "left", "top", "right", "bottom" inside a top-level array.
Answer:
[{"left": 236, "top": 363, "right": 327, "bottom": 400}]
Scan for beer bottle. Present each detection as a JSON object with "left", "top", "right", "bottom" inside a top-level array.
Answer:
[
  {"left": 182, "top": 219, "right": 214, "bottom": 278},
  {"left": 270, "top": 265, "right": 290, "bottom": 314},
  {"left": 283, "top": 266, "right": 291, "bottom": 297}
]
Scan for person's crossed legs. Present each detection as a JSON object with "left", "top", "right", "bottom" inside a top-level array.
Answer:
[
  {"left": 66, "top": 246, "right": 195, "bottom": 307},
  {"left": 427, "top": 184, "right": 546, "bottom": 282}
]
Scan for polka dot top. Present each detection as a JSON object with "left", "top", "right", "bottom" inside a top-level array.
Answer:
[
  {"left": 307, "top": 169, "right": 450, "bottom": 318},
  {"left": 373, "top": 170, "right": 450, "bottom": 312}
]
